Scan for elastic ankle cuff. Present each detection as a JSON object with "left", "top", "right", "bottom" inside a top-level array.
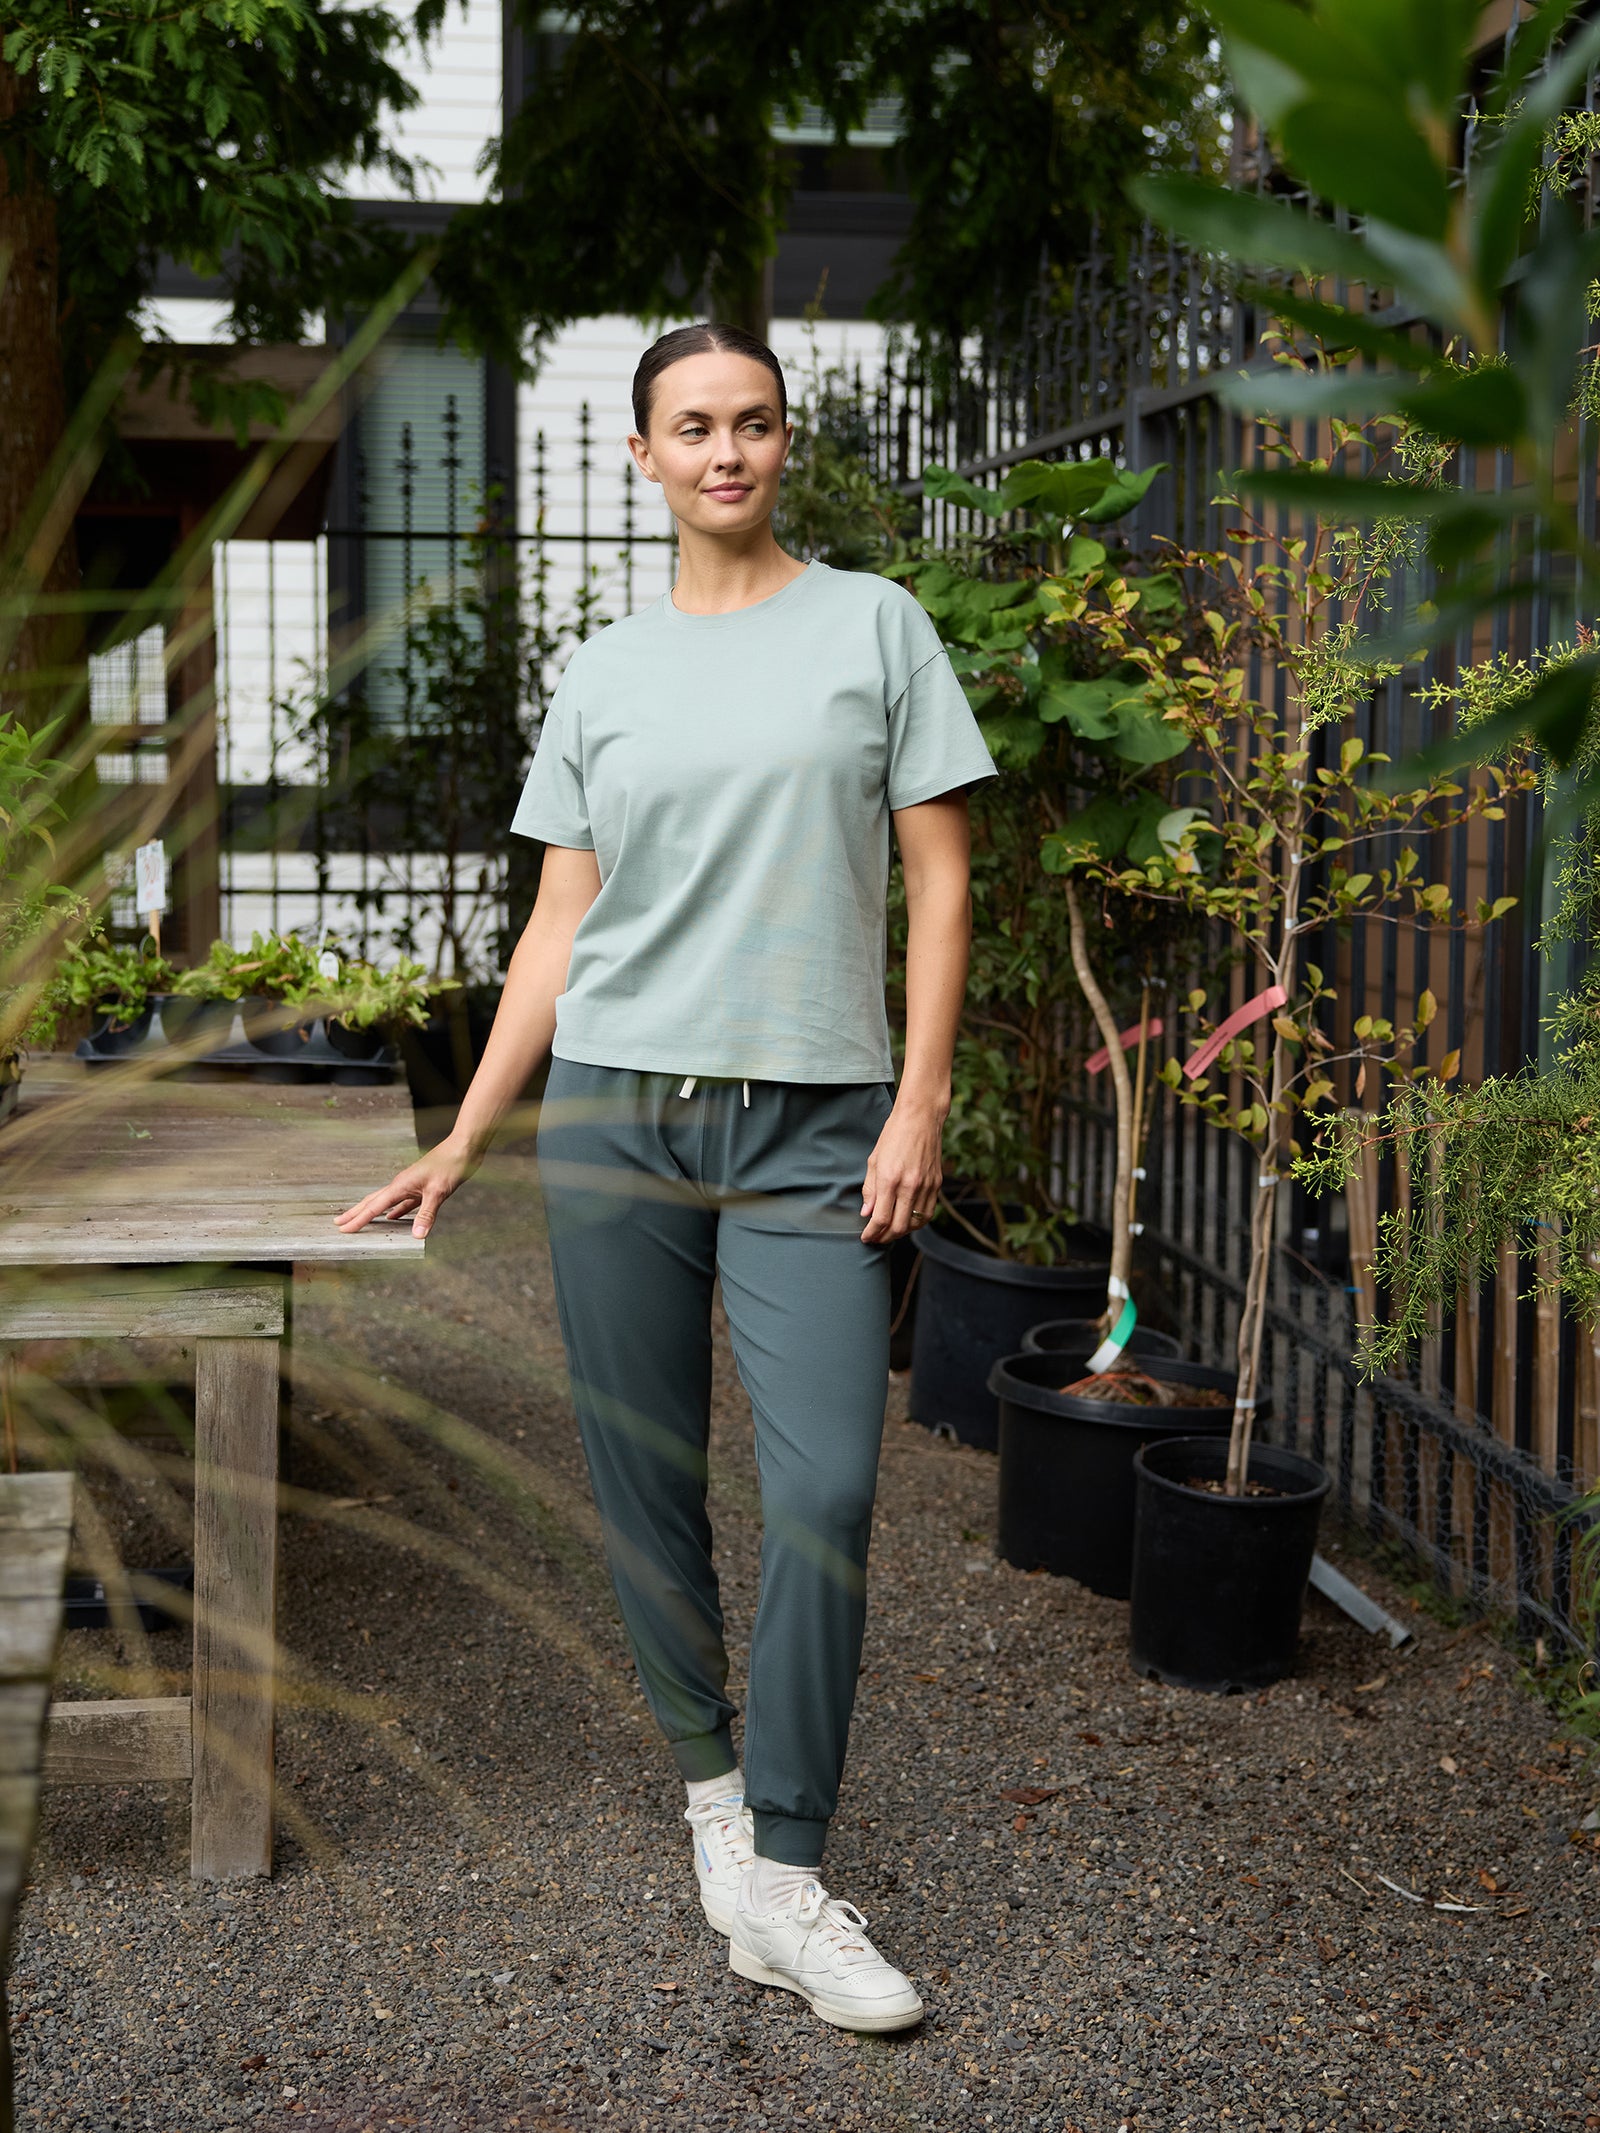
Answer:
[
  {"left": 670, "top": 1725, "right": 737, "bottom": 1783},
  {"left": 752, "top": 1811, "right": 827, "bottom": 1869}
]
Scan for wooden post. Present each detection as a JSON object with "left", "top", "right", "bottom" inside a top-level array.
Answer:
[
  {"left": 168, "top": 502, "right": 221, "bottom": 963},
  {"left": 190, "top": 1337, "right": 278, "bottom": 1880}
]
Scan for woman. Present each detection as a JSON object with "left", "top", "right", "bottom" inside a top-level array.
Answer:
[{"left": 338, "top": 323, "right": 995, "bottom": 2035}]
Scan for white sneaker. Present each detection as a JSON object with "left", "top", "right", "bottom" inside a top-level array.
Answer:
[
  {"left": 728, "top": 1878, "right": 924, "bottom": 2033},
  {"left": 685, "top": 1791, "right": 755, "bottom": 1934}
]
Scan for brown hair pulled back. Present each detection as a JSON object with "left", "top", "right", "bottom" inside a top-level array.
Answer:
[{"left": 631, "top": 323, "right": 788, "bottom": 436}]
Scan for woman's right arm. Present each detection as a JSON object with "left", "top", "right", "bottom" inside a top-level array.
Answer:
[{"left": 334, "top": 844, "right": 602, "bottom": 1237}]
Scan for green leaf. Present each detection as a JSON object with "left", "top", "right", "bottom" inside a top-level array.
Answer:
[
  {"left": 921, "top": 464, "right": 1008, "bottom": 516},
  {"left": 1107, "top": 697, "right": 1191, "bottom": 765},
  {"left": 1125, "top": 570, "right": 1184, "bottom": 615},
  {"left": 1001, "top": 459, "right": 1126, "bottom": 518},
  {"left": 1130, "top": 173, "right": 1376, "bottom": 283},
  {"left": 1360, "top": 222, "right": 1476, "bottom": 335},
  {"left": 1235, "top": 467, "right": 1523, "bottom": 522},
  {"left": 1076, "top": 464, "right": 1167, "bottom": 525},
  {"left": 1061, "top": 534, "right": 1108, "bottom": 577},
  {"left": 1472, "top": 106, "right": 1551, "bottom": 297},
  {"left": 1042, "top": 795, "right": 1136, "bottom": 869},
  {"left": 1038, "top": 675, "right": 1126, "bottom": 737},
  {"left": 1396, "top": 364, "right": 1527, "bottom": 449},
  {"left": 1205, "top": 1, "right": 1351, "bottom": 113},
  {"left": 1278, "top": 96, "right": 1452, "bottom": 240}
]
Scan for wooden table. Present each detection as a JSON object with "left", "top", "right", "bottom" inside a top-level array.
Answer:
[{"left": 0, "top": 1057, "right": 423, "bottom": 1880}]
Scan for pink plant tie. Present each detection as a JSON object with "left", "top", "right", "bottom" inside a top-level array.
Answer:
[
  {"left": 1085, "top": 1017, "right": 1165, "bottom": 1075},
  {"left": 1182, "top": 984, "right": 1288, "bottom": 1081}
]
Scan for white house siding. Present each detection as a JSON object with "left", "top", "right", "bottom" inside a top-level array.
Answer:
[{"left": 360, "top": 0, "right": 503, "bottom": 204}]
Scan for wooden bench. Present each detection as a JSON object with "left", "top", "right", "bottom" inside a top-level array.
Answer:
[{"left": 0, "top": 1472, "right": 72, "bottom": 2133}]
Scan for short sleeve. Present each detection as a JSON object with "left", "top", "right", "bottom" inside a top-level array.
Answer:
[
  {"left": 886, "top": 645, "right": 999, "bottom": 812},
  {"left": 510, "top": 682, "right": 594, "bottom": 849}
]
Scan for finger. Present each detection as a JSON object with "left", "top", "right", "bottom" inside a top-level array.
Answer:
[
  {"left": 861, "top": 1171, "right": 911, "bottom": 1243},
  {"left": 337, "top": 1179, "right": 422, "bottom": 1230},
  {"left": 412, "top": 1180, "right": 451, "bottom": 1239}
]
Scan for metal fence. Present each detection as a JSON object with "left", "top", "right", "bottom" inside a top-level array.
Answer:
[
  {"left": 215, "top": 397, "right": 674, "bottom": 973},
  {"left": 863, "top": 199, "right": 1600, "bottom": 1648}
]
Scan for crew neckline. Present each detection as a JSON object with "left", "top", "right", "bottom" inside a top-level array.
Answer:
[{"left": 659, "top": 557, "right": 823, "bottom": 628}]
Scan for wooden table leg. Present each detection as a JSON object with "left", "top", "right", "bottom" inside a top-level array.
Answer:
[{"left": 191, "top": 1335, "right": 279, "bottom": 1880}]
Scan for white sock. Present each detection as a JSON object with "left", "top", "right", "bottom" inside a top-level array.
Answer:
[
  {"left": 684, "top": 1766, "right": 743, "bottom": 1815},
  {"left": 741, "top": 1854, "right": 814, "bottom": 1915}
]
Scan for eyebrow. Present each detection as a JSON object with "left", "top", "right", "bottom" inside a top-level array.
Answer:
[{"left": 668, "top": 403, "right": 779, "bottom": 424}]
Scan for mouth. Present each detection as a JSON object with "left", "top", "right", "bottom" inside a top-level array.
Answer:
[{"left": 703, "top": 483, "right": 754, "bottom": 502}]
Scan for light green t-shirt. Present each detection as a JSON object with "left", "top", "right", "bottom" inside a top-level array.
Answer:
[{"left": 510, "top": 558, "right": 998, "bottom": 1082}]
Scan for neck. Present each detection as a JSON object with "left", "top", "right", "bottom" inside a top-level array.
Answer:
[{"left": 670, "top": 521, "right": 808, "bottom": 616}]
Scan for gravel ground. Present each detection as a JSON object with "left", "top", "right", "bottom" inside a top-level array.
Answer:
[{"left": 10, "top": 1137, "right": 1600, "bottom": 2132}]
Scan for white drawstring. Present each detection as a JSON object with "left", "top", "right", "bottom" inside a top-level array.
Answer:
[{"left": 678, "top": 1076, "right": 752, "bottom": 1107}]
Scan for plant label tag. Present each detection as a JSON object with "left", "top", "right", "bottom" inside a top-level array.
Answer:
[
  {"left": 133, "top": 841, "right": 167, "bottom": 916},
  {"left": 317, "top": 950, "right": 340, "bottom": 980}
]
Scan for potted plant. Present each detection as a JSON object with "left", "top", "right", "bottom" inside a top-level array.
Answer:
[
  {"left": 887, "top": 453, "right": 1193, "bottom": 1447},
  {"left": 56, "top": 938, "right": 193, "bottom": 1055},
  {"left": 65, "top": 928, "right": 441, "bottom": 1081},
  {"left": 0, "top": 715, "right": 89, "bottom": 1116},
  {"left": 993, "top": 1348, "right": 1243, "bottom": 1596},
  {"left": 1069, "top": 406, "right": 1536, "bottom": 1685},
  {"left": 173, "top": 932, "right": 439, "bottom": 1076}
]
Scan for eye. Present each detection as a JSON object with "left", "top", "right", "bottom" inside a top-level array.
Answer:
[{"left": 680, "top": 423, "right": 707, "bottom": 440}]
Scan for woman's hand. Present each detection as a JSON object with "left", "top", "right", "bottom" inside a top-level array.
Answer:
[
  {"left": 860, "top": 1096, "right": 945, "bottom": 1245},
  {"left": 335, "top": 1135, "right": 481, "bottom": 1241}
]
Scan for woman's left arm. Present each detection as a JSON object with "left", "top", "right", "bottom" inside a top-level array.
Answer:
[{"left": 860, "top": 791, "right": 973, "bottom": 1244}]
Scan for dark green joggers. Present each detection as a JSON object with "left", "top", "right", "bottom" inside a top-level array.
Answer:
[{"left": 536, "top": 1056, "right": 894, "bottom": 1868}]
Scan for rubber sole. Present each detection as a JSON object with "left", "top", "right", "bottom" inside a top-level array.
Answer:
[
  {"left": 728, "top": 1939, "right": 924, "bottom": 2033},
  {"left": 699, "top": 1887, "right": 735, "bottom": 1936}
]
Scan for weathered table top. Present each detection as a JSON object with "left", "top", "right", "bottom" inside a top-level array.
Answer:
[{"left": 0, "top": 1056, "right": 425, "bottom": 1267}]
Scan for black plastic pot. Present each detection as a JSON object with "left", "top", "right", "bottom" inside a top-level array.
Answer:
[
  {"left": 1021, "top": 1318, "right": 1182, "bottom": 1361},
  {"left": 888, "top": 1233, "right": 920, "bottom": 1373},
  {"left": 157, "top": 995, "right": 235, "bottom": 1052},
  {"left": 81, "top": 1003, "right": 156, "bottom": 1056},
  {"left": 239, "top": 994, "right": 316, "bottom": 1057},
  {"left": 989, "top": 1351, "right": 1242, "bottom": 1597},
  {"left": 324, "top": 1015, "right": 385, "bottom": 1062},
  {"left": 1129, "top": 1435, "right": 1331, "bottom": 1692},
  {"left": 908, "top": 1208, "right": 1111, "bottom": 1451},
  {"left": 63, "top": 1566, "right": 192, "bottom": 1632}
]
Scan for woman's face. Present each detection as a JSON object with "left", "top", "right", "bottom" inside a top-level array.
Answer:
[{"left": 628, "top": 350, "right": 790, "bottom": 536}]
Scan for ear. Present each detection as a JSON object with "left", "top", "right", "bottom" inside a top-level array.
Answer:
[{"left": 626, "top": 430, "right": 660, "bottom": 485}]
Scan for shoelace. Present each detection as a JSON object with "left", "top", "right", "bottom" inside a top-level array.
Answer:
[
  {"left": 688, "top": 1795, "right": 752, "bottom": 1864},
  {"left": 794, "top": 1882, "right": 875, "bottom": 1966}
]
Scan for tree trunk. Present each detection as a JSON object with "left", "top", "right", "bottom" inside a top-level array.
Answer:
[
  {"left": 1065, "top": 877, "right": 1134, "bottom": 1329},
  {"left": 0, "top": 58, "right": 81, "bottom": 719},
  {"left": 708, "top": 253, "right": 773, "bottom": 343}
]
